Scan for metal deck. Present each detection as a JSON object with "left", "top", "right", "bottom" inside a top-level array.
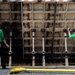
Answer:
[
  {"left": 1, "top": 69, "right": 75, "bottom": 75},
  {"left": 1, "top": 66, "right": 75, "bottom": 75}
]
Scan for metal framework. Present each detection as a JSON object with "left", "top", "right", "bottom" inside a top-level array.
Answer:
[{"left": 0, "top": 2, "right": 75, "bottom": 66}]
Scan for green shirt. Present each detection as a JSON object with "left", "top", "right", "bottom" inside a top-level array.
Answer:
[
  {"left": 69, "top": 34, "right": 75, "bottom": 39},
  {"left": 0, "top": 29, "right": 5, "bottom": 42}
]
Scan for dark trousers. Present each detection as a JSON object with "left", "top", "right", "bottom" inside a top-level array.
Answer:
[{"left": 0, "top": 43, "right": 6, "bottom": 68}]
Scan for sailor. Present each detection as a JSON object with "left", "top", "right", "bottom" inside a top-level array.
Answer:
[
  {"left": 68, "top": 28, "right": 75, "bottom": 39},
  {"left": 0, "top": 29, "right": 9, "bottom": 69}
]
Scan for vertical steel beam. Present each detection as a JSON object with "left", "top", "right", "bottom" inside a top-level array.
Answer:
[
  {"left": 51, "top": 2, "right": 57, "bottom": 60},
  {"left": 21, "top": 2, "right": 24, "bottom": 58}
]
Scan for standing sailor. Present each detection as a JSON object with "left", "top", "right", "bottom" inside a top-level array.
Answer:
[{"left": 0, "top": 29, "right": 9, "bottom": 69}]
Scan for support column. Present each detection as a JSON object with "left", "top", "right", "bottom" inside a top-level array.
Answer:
[
  {"left": 9, "top": 23, "right": 12, "bottom": 67},
  {"left": 41, "top": 29, "right": 45, "bottom": 66},
  {"left": 31, "top": 29, "right": 36, "bottom": 66},
  {"left": 63, "top": 29, "right": 69, "bottom": 66}
]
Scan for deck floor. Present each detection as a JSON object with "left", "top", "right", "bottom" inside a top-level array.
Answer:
[{"left": 0, "top": 69, "right": 75, "bottom": 75}]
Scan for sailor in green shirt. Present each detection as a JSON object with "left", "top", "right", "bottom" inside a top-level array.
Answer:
[
  {"left": 0, "top": 29, "right": 5, "bottom": 42},
  {"left": 0, "top": 29, "right": 9, "bottom": 69},
  {"left": 68, "top": 28, "right": 75, "bottom": 39}
]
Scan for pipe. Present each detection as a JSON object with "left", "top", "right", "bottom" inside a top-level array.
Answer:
[
  {"left": 42, "top": 37, "right": 45, "bottom": 66},
  {"left": 64, "top": 36, "right": 67, "bottom": 52},
  {"left": 42, "top": 55, "right": 45, "bottom": 66},
  {"left": 64, "top": 30, "right": 69, "bottom": 66},
  {"left": 65, "top": 56, "right": 69, "bottom": 66},
  {"left": 64, "top": 33, "right": 69, "bottom": 66},
  {"left": 42, "top": 37, "right": 45, "bottom": 52},
  {"left": 9, "top": 29, "right": 12, "bottom": 67},
  {"left": 32, "top": 37, "right": 34, "bottom": 52},
  {"left": 32, "top": 32, "right": 35, "bottom": 66},
  {"left": 32, "top": 30, "right": 35, "bottom": 52},
  {"left": 41, "top": 29, "right": 45, "bottom": 66},
  {"left": 32, "top": 29, "right": 36, "bottom": 66}
]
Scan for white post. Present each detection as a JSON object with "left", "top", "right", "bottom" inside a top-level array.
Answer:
[
  {"left": 64, "top": 32, "right": 69, "bottom": 66},
  {"left": 42, "top": 37, "right": 45, "bottom": 66},
  {"left": 65, "top": 37, "right": 67, "bottom": 52},
  {"left": 41, "top": 29, "right": 45, "bottom": 66},
  {"left": 42, "top": 38, "right": 45, "bottom": 52},
  {"left": 9, "top": 31, "right": 12, "bottom": 67},
  {"left": 32, "top": 29, "right": 35, "bottom": 66},
  {"left": 32, "top": 32, "right": 35, "bottom": 52},
  {"left": 65, "top": 56, "right": 69, "bottom": 66},
  {"left": 43, "top": 55, "right": 45, "bottom": 66}
]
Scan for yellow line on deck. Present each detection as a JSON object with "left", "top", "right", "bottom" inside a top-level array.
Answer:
[{"left": 9, "top": 66, "right": 75, "bottom": 74}]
